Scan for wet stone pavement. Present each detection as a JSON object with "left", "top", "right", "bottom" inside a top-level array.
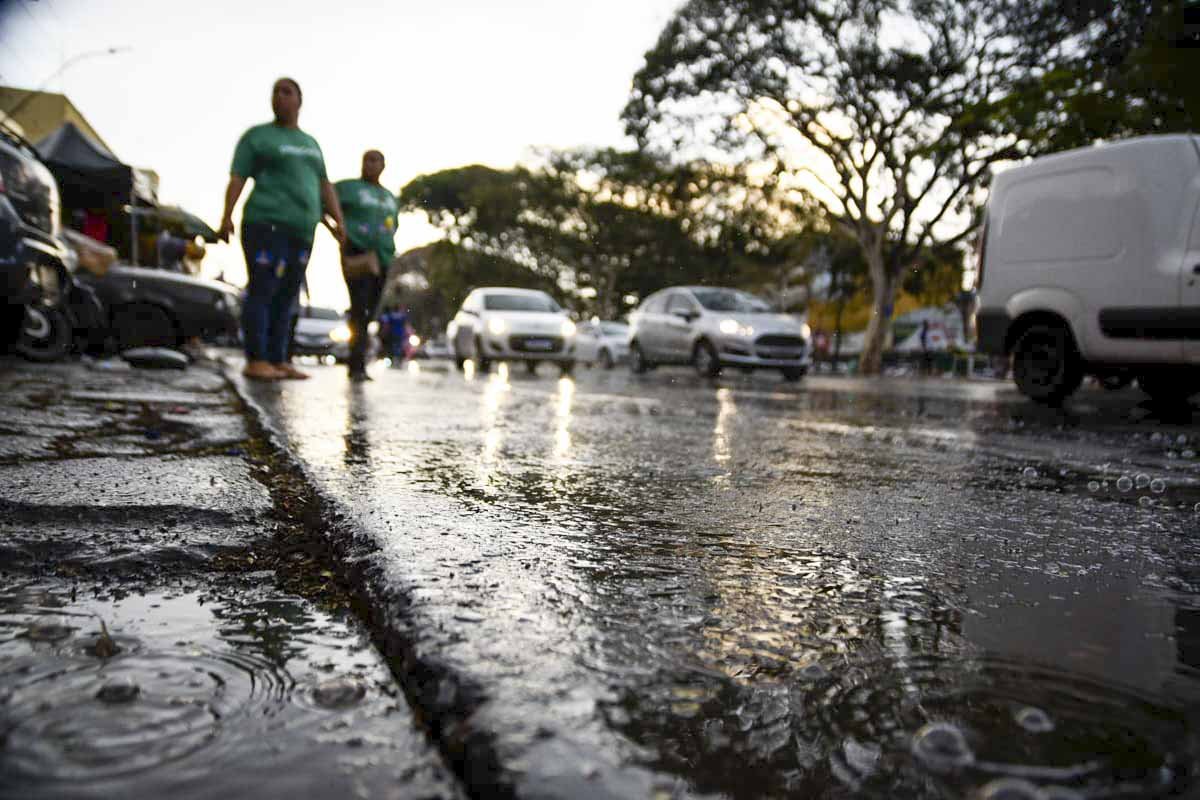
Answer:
[
  {"left": 0, "top": 357, "right": 463, "bottom": 800},
  {"left": 239, "top": 360, "right": 1200, "bottom": 800}
]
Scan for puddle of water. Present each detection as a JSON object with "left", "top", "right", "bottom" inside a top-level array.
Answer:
[{"left": 0, "top": 580, "right": 450, "bottom": 799}]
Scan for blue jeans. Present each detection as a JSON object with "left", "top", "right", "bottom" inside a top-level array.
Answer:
[{"left": 240, "top": 222, "right": 311, "bottom": 363}]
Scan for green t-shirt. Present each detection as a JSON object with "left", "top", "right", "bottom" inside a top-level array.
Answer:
[
  {"left": 335, "top": 179, "right": 398, "bottom": 264},
  {"left": 231, "top": 123, "right": 327, "bottom": 242}
]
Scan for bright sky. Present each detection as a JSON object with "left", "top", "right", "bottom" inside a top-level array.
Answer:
[{"left": 0, "top": 0, "right": 681, "bottom": 310}]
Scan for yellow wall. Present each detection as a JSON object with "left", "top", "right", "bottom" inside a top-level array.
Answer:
[{"left": 0, "top": 87, "right": 112, "bottom": 152}]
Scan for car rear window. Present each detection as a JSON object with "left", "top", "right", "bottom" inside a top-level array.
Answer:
[
  {"left": 600, "top": 323, "right": 628, "bottom": 336},
  {"left": 483, "top": 293, "right": 560, "bottom": 312}
]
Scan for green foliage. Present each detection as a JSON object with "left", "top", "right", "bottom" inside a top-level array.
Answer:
[{"left": 398, "top": 151, "right": 818, "bottom": 318}]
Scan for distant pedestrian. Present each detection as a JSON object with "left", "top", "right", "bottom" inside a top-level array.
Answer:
[
  {"left": 335, "top": 150, "right": 398, "bottom": 382},
  {"left": 381, "top": 305, "right": 411, "bottom": 364},
  {"left": 919, "top": 320, "right": 932, "bottom": 376},
  {"left": 218, "top": 77, "right": 347, "bottom": 381}
]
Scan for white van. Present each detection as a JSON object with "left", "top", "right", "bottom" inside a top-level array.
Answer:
[{"left": 975, "top": 134, "right": 1200, "bottom": 403}]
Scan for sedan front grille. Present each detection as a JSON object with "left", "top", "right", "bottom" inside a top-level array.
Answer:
[
  {"left": 754, "top": 333, "right": 805, "bottom": 360},
  {"left": 755, "top": 334, "right": 805, "bottom": 348},
  {"left": 508, "top": 335, "right": 564, "bottom": 353}
]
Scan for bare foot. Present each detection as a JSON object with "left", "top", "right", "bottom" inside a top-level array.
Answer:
[
  {"left": 243, "top": 361, "right": 282, "bottom": 380},
  {"left": 274, "top": 363, "right": 310, "bottom": 380}
]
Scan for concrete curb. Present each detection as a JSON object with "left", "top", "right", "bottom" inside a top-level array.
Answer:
[{"left": 222, "top": 365, "right": 512, "bottom": 799}]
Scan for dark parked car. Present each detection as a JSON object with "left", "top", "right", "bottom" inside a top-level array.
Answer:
[
  {"left": 0, "top": 124, "right": 76, "bottom": 355},
  {"left": 77, "top": 264, "right": 241, "bottom": 350}
]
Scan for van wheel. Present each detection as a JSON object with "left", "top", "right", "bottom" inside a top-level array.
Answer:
[
  {"left": 693, "top": 339, "right": 721, "bottom": 378},
  {"left": 17, "top": 304, "right": 72, "bottom": 362},
  {"left": 1011, "top": 323, "right": 1082, "bottom": 404},
  {"left": 1137, "top": 370, "right": 1200, "bottom": 404},
  {"left": 629, "top": 341, "right": 651, "bottom": 374}
]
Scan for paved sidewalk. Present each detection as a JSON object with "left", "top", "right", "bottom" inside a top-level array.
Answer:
[{"left": 0, "top": 356, "right": 464, "bottom": 800}]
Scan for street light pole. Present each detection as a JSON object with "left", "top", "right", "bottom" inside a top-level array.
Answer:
[{"left": 2, "top": 47, "right": 132, "bottom": 119}]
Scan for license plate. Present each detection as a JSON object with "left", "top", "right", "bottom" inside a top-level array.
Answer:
[{"left": 525, "top": 338, "right": 553, "bottom": 350}]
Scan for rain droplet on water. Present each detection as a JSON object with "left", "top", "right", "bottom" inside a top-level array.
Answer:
[
  {"left": 911, "top": 721, "right": 974, "bottom": 772},
  {"left": 1150, "top": 478, "right": 1166, "bottom": 494},
  {"left": 1014, "top": 706, "right": 1055, "bottom": 733},
  {"left": 1087, "top": 481, "right": 1100, "bottom": 493},
  {"left": 1022, "top": 467, "right": 1038, "bottom": 480},
  {"left": 1116, "top": 476, "right": 1133, "bottom": 492},
  {"left": 1139, "top": 496, "right": 1154, "bottom": 508},
  {"left": 1136, "top": 473, "right": 1151, "bottom": 489},
  {"left": 972, "top": 778, "right": 1044, "bottom": 800}
]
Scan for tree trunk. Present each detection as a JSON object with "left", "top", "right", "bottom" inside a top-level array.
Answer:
[{"left": 858, "top": 249, "right": 896, "bottom": 376}]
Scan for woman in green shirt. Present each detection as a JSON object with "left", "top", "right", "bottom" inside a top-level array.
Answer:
[
  {"left": 334, "top": 150, "right": 399, "bottom": 381},
  {"left": 218, "top": 78, "right": 346, "bottom": 381}
]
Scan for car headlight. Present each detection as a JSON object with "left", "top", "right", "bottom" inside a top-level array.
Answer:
[
  {"left": 719, "top": 319, "right": 754, "bottom": 337},
  {"left": 368, "top": 321, "right": 379, "bottom": 335},
  {"left": 800, "top": 322, "right": 812, "bottom": 340},
  {"left": 487, "top": 318, "right": 507, "bottom": 336},
  {"left": 329, "top": 324, "right": 352, "bottom": 343},
  {"left": 560, "top": 319, "right": 577, "bottom": 337},
  {"left": 409, "top": 334, "right": 421, "bottom": 347}
]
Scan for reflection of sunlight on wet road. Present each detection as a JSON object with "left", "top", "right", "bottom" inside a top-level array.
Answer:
[
  {"left": 478, "top": 369, "right": 511, "bottom": 491},
  {"left": 554, "top": 377, "right": 574, "bottom": 462},
  {"left": 407, "top": 360, "right": 421, "bottom": 376},
  {"left": 712, "top": 388, "right": 737, "bottom": 481},
  {"left": 463, "top": 360, "right": 476, "bottom": 381}
]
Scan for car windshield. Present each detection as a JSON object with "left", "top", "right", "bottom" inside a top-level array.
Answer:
[
  {"left": 691, "top": 288, "right": 773, "bottom": 313},
  {"left": 600, "top": 323, "right": 628, "bottom": 336},
  {"left": 305, "top": 307, "right": 342, "bottom": 320},
  {"left": 483, "top": 293, "right": 560, "bottom": 312}
]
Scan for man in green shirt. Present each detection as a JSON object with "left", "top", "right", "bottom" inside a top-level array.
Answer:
[
  {"left": 335, "top": 150, "right": 399, "bottom": 381},
  {"left": 218, "top": 77, "right": 346, "bottom": 381}
]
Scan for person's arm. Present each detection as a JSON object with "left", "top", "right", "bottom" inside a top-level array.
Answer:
[
  {"left": 218, "top": 175, "right": 247, "bottom": 242},
  {"left": 321, "top": 180, "right": 346, "bottom": 246}
]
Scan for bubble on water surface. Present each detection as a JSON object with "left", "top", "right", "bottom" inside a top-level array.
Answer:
[
  {"left": 1015, "top": 706, "right": 1054, "bottom": 733},
  {"left": 313, "top": 677, "right": 366, "bottom": 709},
  {"left": 1136, "top": 473, "right": 1151, "bottom": 489},
  {"left": 1087, "top": 481, "right": 1100, "bottom": 492},
  {"left": 1116, "top": 477, "right": 1133, "bottom": 492},
  {"left": 1022, "top": 467, "right": 1038, "bottom": 480},
  {"left": 1139, "top": 496, "right": 1154, "bottom": 508},
  {"left": 1150, "top": 479, "right": 1166, "bottom": 494},
  {"left": 911, "top": 721, "right": 974, "bottom": 772}
]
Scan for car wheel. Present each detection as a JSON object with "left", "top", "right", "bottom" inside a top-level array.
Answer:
[
  {"left": 526, "top": 360, "right": 538, "bottom": 375},
  {"left": 473, "top": 336, "right": 491, "bottom": 372},
  {"left": 16, "top": 304, "right": 72, "bottom": 362},
  {"left": 113, "top": 303, "right": 177, "bottom": 350},
  {"left": 1011, "top": 323, "right": 1082, "bottom": 404},
  {"left": 454, "top": 356, "right": 465, "bottom": 371},
  {"left": 629, "top": 341, "right": 651, "bottom": 374},
  {"left": 1137, "top": 370, "right": 1200, "bottom": 404},
  {"left": 781, "top": 366, "right": 807, "bottom": 382},
  {"left": 600, "top": 348, "right": 615, "bottom": 370},
  {"left": 693, "top": 339, "right": 721, "bottom": 378},
  {"left": 559, "top": 360, "right": 575, "bottom": 377}
]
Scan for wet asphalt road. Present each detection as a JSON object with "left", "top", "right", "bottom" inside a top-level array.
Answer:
[{"left": 240, "top": 360, "right": 1200, "bottom": 799}]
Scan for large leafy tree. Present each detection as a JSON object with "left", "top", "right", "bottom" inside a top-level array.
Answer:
[
  {"left": 623, "top": 0, "right": 1049, "bottom": 373},
  {"left": 399, "top": 152, "right": 809, "bottom": 318}
]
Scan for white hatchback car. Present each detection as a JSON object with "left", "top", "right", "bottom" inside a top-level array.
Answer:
[
  {"left": 628, "top": 286, "right": 811, "bottom": 380},
  {"left": 448, "top": 287, "right": 578, "bottom": 374},
  {"left": 574, "top": 320, "right": 630, "bottom": 369}
]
